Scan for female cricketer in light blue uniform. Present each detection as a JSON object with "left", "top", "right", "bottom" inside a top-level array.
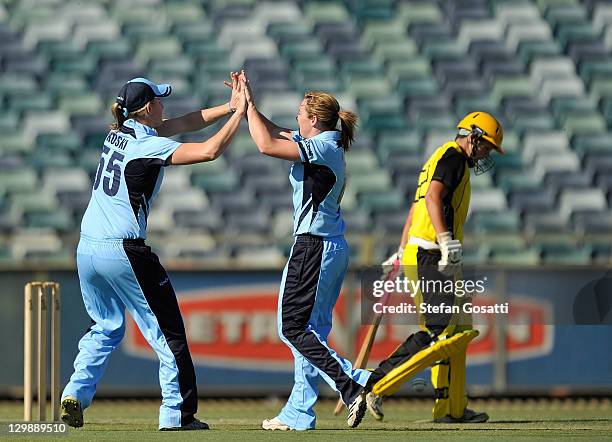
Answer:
[
  {"left": 240, "top": 73, "right": 371, "bottom": 430},
  {"left": 60, "top": 76, "right": 246, "bottom": 430}
]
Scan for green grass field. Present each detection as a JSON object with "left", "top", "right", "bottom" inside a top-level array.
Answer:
[{"left": 2, "top": 398, "right": 611, "bottom": 441}]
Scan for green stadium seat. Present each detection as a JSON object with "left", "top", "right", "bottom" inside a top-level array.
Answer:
[
  {"left": 45, "top": 74, "right": 89, "bottom": 96},
  {"left": 556, "top": 23, "right": 600, "bottom": 47},
  {"left": 545, "top": 4, "right": 586, "bottom": 27},
  {"left": 496, "top": 2, "right": 541, "bottom": 24},
  {"left": 59, "top": 93, "right": 103, "bottom": 116},
  {"left": 414, "top": 113, "right": 455, "bottom": 132},
  {"left": 135, "top": 37, "right": 181, "bottom": 63},
  {"left": 280, "top": 41, "right": 325, "bottom": 61},
  {"left": 191, "top": 173, "right": 239, "bottom": 193},
  {"left": 491, "top": 247, "right": 541, "bottom": 265},
  {"left": 572, "top": 133, "right": 612, "bottom": 156},
  {"left": 0, "top": 74, "right": 38, "bottom": 95},
  {"left": 165, "top": 2, "right": 205, "bottom": 24},
  {"left": 542, "top": 245, "right": 593, "bottom": 265},
  {"left": 422, "top": 41, "right": 465, "bottom": 61},
  {"left": 397, "top": 78, "right": 439, "bottom": 98},
  {"left": 517, "top": 40, "right": 562, "bottom": 64},
  {"left": 377, "top": 130, "right": 423, "bottom": 160},
  {"left": 0, "top": 112, "right": 19, "bottom": 131},
  {"left": 0, "top": 131, "right": 34, "bottom": 154},
  {"left": 361, "top": 19, "right": 407, "bottom": 47},
  {"left": 472, "top": 211, "right": 521, "bottom": 233},
  {"left": 37, "top": 133, "right": 82, "bottom": 154},
  {"left": 374, "top": 40, "right": 419, "bottom": 67},
  {"left": 506, "top": 22, "right": 553, "bottom": 52},
  {"left": 26, "top": 207, "right": 74, "bottom": 232},
  {"left": 470, "top": 189, "right": 508, "bottom": 212},
  {"left": 0, "top": 168, "right": 38, "bottom": 194},
  {"left": 455, "top": 96, "right": 500, "bottom": 117},
  {"left": 9, "top": 229, "right": 65, "bottom": 261},
  {"left": 512, "top": 113, "right": 556, "bottom": 134},
  {"left": 492, "top": 76, "right": 536, "bottom": 102},
  {"left": 578, "top": 60, "right": 612, "bottom": 82},
  {"left": 150, "top": 57, "right": 195, "bottom": 77},
  {"left": 497, "top": 170, "right": 543, "bottom": 192},
  {"left": 349, "top": 170, "right": 392, "bottom": 193},
  {"left": 530, "top": 57, "right": 576, "bottom": 81},
  {"left": 346, "top": 150, "right": 379, "bottom": 173},
  {"left": 359, "top": 190, "right": 405, "bottom": 212},
  {"left": 386, "top": 57, "right": 431, "bottom": 84},
  {"left": 303, "top": 2, "right": 350, "bottom": 24},
  {"left": 397, "top": 2, "right": 442, "bottom": 25},
  {"left": 341, "top": 59, "right": 384, "bottom": 79},
  {"left": 9, "top": 93, "right": 53, "bottom": 114},
  {"left": 37, "top": 40, "right": 81, "bottom": 59},
  {"left": 267, "top": 22, "right": 312, "bottom": 42},
  {"left": 550, "top": 96, "right": 597, "bottom": 122},
  {"left": 559, "top": 188, "right": 607, "bottom": 219},
  {"left": 562, "top": 112, "right": 607, "bottom": 136},
  {"left": 73, "top": 20, "right": 121, "bottom": 48},
  {"left": 458, "top": 19, "right": 504, "bottom": 49},
  {"left": 589, "top": 79, "right": 612, "bottom": 100},
  {"left": 52, "top": 54, "right": 97, "bottom": 76},
  {"left": 10, "top": 189, "right": 58, "bottom": 212},
  {"left": 87, "top": 39, "right": 131, "bottom": 59},
  {"left": 523, "top": 131, "right": 570, "bottom": 162}
]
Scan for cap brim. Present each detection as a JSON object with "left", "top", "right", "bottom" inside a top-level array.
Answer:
[
  {"left": 127, "top": 77, "right": 172, "bottom": 98},
  {"left": 151, "top": 83, "right": 172, "bottom": 97}
]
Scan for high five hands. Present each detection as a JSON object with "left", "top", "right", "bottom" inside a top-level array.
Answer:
[{"left": 224, "top": 70, "right": 254, "bottom": 115}]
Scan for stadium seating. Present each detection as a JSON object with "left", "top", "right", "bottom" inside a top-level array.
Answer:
[{"left": 0, "top": 0, "right": 610, "bottom": 266}]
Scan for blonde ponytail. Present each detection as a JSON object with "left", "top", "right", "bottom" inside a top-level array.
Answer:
[
  {"left": 338, "top": 109, "right": 357, "bottom": 151},
  {"left": 109, "top": 102, "right": 149, "bottom": 130},
  {"left": 303, "top": 91, "right": 358, "bottom": 151}
]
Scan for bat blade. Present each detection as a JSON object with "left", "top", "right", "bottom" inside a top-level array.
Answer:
[{"left": 332, "top": 267, "right": 398, "bottom": 415}]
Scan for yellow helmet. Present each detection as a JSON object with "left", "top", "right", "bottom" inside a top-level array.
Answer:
[{"left": 457, "top": 112, "right": 504, "bottom": 154}]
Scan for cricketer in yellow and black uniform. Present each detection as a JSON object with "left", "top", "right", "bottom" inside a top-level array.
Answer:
[{"left": 363, "top": 112, "right": 504, "bottom": 424}]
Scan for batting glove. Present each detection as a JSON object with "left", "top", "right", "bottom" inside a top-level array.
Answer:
[
  {"left": 436, "top": 232, "right": 462, "bottom": 276},
  {"left": 381, "top": 247, "right": 403, "bottom": 280}
]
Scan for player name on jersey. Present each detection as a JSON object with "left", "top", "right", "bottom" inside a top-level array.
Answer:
[{"left": 105, "top": 131, "right": 129, "bottom": 151}]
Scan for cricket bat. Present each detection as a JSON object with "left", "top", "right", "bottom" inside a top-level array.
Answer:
[{"left": 332, "top": 266, "right": 398, "bottom": 416}]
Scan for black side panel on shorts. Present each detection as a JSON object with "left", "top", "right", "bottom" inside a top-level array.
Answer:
[
  {"left": 123, "top": 241, "right": 197, "bottom": 426},
  {"left": 280, "top": 236, "right": 363, "bottom": 405},
  {"left": 416, "top": 248, "right": 456, "bottom": 335}
]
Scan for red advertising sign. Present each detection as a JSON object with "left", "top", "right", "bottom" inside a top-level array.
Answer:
[{"left": 125, "top": 286, "right": 553, "bottom": 370}]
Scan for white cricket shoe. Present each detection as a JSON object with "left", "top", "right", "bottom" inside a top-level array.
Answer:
[
  {"left": 347, "top": 391, "right": 367, "bottom": 428},
  {"left": 366, "top": 392, "right": 384, "bottom": 421},
  {"left": 262, "top": 416, "right": 292, "bottom": 431}
]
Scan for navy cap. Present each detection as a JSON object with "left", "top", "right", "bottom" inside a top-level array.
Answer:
[{"left": 116, "top": 77, "right": 172, "bottom": 117}]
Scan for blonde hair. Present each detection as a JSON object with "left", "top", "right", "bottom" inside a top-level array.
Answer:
[
  {"left": 303, "top": 91, "right": 358, "bottom": 151},
  {"left": 109, "top": 102, "right": 149, "bottom": 130}
]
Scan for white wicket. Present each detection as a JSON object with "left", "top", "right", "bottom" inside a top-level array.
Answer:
[{"left": 24, "top": 281, "right": 61, "bottom": 422}]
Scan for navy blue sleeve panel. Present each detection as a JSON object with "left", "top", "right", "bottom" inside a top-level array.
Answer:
[
  {"left": 297, "top": 138, "right": 332, "bottom": 165},
  {"left": 431, "top": 148, "right": 466, "bottom": 193},
  {"left": 296, "top": 163, "right": 337, "bottom": 229},
  {"left": 124, "top": 158, "right": 164, "bottom": 221},
  {"left": 297, "top": 141, "right": 309, "bottom": 163}
]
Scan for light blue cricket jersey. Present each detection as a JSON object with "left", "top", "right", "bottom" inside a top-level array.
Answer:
[
  {"left": 80, "top": 119, "right": 180, "bottom": 239},
  {"left": 291, "top": 130, "right": 347, "bottom": 237}
]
